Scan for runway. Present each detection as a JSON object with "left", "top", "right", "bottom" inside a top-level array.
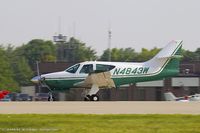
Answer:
[{"left": 1, "top": 101, "right": 200, "bottom": 114}]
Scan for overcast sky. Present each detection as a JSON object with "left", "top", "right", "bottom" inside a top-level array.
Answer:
[{"left": 0, "top": 0, "right": 199, "bottom": 55}]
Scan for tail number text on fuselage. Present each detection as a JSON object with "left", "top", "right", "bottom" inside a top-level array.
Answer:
[{"left": 113, "top": 67, "right": 149, "bottom": 75}]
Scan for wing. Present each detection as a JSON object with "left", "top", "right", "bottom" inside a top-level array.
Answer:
[{"left": 74, "top": 71, "right": 115, "bottom": 88}]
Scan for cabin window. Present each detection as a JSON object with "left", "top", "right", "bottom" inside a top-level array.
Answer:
[
  {"left": 96, "top": 64, "right": 115, "bottom": 72},
  {"left": 80, "top": 64, "right": 93, "bottom": 74},
  {"left": 66, "top": 64, "right": 80, "bottom": 73}
]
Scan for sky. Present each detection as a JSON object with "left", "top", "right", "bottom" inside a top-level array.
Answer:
[{"left": 0, "top": 0, "right": 199, "bottom": 55}]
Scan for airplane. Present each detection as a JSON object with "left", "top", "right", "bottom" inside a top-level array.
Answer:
[
  {"left": 31, "top": 40, "right": 183, "bottom": 101},
  {"left": 164, "top": 92, "right": 200, "bottom": 102}
]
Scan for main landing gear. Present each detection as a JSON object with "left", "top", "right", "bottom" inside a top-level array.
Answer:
[
  {"left": 84, "top": 94, "right": 99, "bottom": 101},
  {"left": 84, "top": 84, "right": 100, "bottom": 101}
]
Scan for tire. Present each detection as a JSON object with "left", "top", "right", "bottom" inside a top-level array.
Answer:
[
  {"left": 48, "top": 96, "right": 54, "bottom": 101},
  {"left": 91, "top": 95, "right": 99, "bottom": 101}
]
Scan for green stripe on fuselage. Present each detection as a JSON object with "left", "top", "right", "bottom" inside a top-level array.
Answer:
[{"left": 43, "top": 79, "right": 84, "bottom": 90}]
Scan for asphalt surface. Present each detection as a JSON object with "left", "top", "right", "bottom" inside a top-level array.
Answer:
[{"left": 0, "top": 101, "right": 200, "bottom": 114}]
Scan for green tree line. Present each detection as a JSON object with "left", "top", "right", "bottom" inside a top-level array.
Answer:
[{"left": 0, "top": 38, "right": 199, "bottom": 91}]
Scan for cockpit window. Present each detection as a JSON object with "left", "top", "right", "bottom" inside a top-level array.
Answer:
[
  {"left": 96, "top": 64, "right": 115, "bottom": 71},
  {"left": 66, "top": 64, "right": 80, "bottom": 73},
  {"left": 80, "top": 64, "right": 93, "bottom": 74}
]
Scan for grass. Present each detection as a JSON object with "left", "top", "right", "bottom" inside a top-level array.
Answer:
[{"left": 0, "top": 114, "right": 200, "bottom": 133}]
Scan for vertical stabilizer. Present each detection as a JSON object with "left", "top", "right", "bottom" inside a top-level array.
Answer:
[
  {"left": 153, "top": 40, "right": 182, "bottom": 59},
  {"left": 145, "top": 40, "right": 183, "bottom": 78}
]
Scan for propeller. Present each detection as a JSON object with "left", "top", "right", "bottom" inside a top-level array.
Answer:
[{"left": 31, "top": 61, "right": 53, "bottom": 101}]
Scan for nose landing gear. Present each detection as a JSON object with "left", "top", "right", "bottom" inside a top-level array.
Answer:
[{"left": 48, "top": 92, "right": 54, "bottom": 101}]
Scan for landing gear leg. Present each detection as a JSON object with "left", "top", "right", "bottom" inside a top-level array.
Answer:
[
  {"left": 39, "top": 79, "right": 54, "bottom": 101},
  {"left": 84, "top": 95, "right": 91, "bottom": 101},
  {"left": 48, "top": 92, "right": 54, "bottom": 101},
  {"left": 83, "top": 84, "right": 100, "bottom": 101}
]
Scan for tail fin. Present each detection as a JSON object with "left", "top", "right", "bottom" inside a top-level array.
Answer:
[
  {"left": 164, "top": 92, "right": 177, "bottom": 101},
  {"left": 153, "top": 40, "right": 183, "bottom": 59},
  {"left": 145, "top": 40, "right": 183, "bottom": 77}
]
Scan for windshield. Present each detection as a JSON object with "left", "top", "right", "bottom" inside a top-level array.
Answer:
[{"left": 66, "top": 64, "right": 80, "bottom": 73}]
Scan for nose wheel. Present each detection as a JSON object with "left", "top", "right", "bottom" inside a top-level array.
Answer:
[
  {"left": 84, "top": 94, "right": 99, "bottom": 101},
  {"left": 48, "top": 92, "right": 54, "bottom": 101}
]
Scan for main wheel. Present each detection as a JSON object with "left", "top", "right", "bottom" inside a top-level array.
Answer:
[{"left": 90, "top": 95, "right": 99, "bottom": 101}]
